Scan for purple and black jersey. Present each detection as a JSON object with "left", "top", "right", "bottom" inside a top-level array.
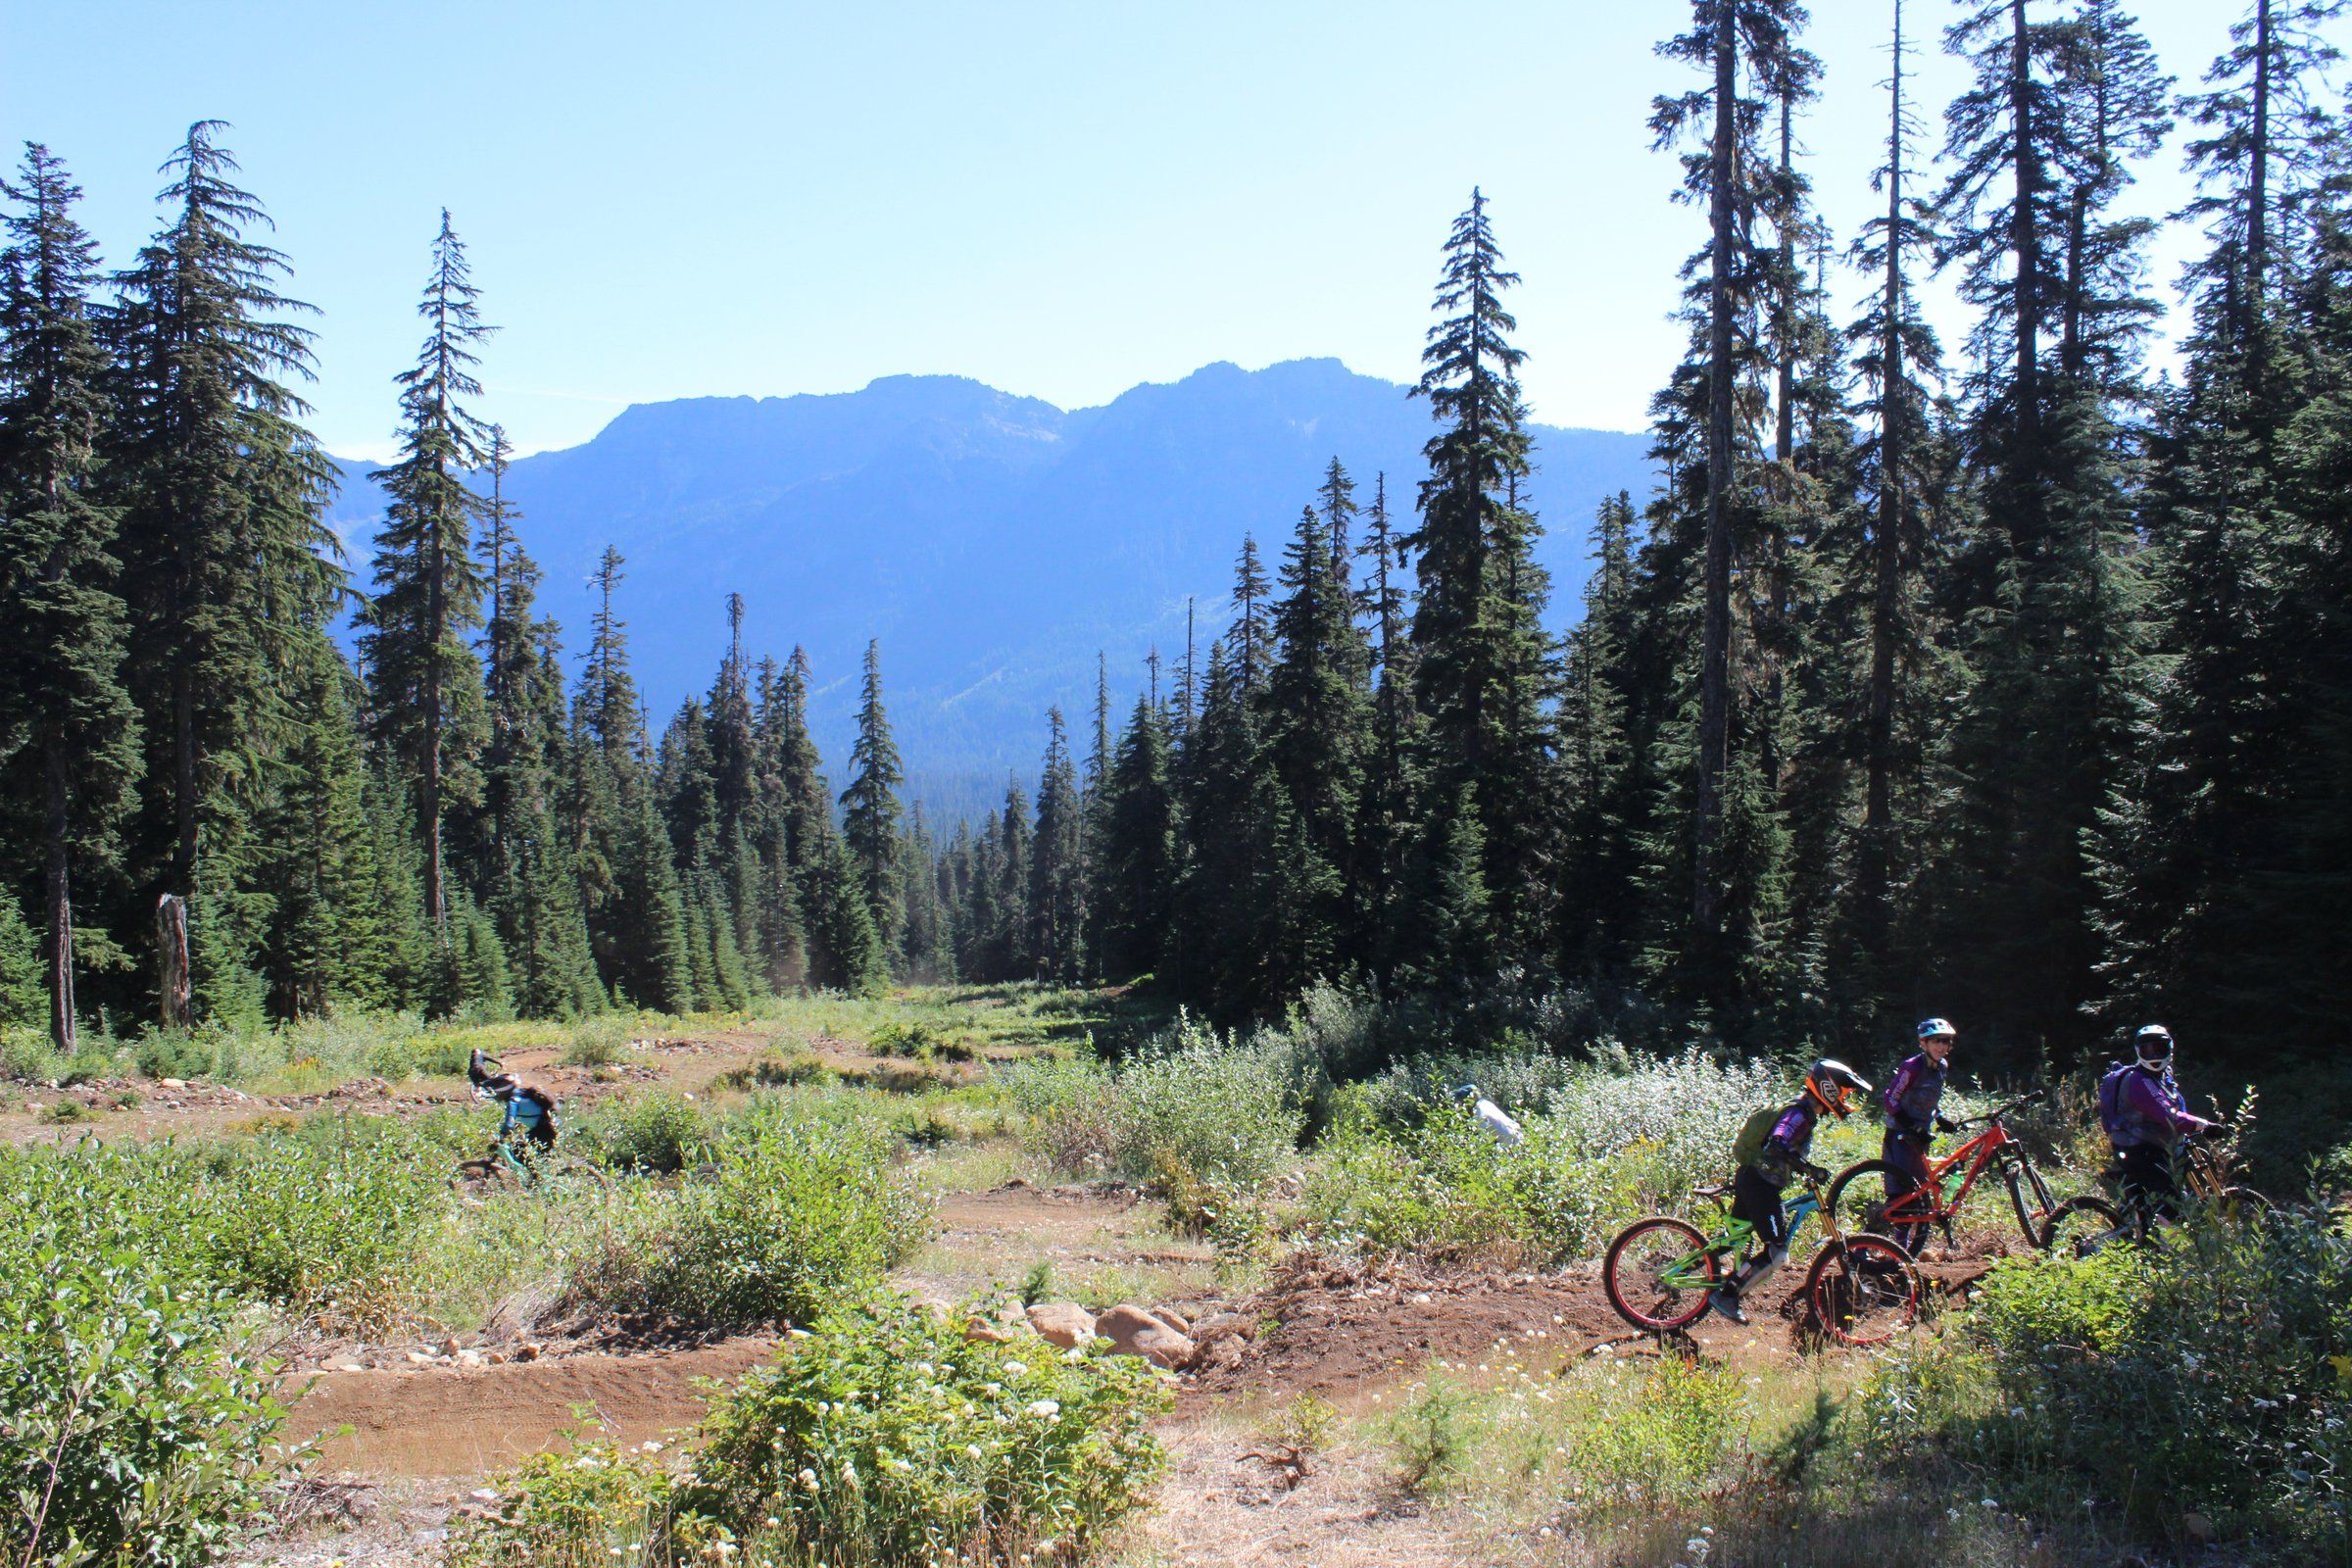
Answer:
[{"left": 1882, "top": 1051, "right": 1949, "bottom": 1139}]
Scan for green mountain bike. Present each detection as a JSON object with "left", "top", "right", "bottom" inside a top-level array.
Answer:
[{"left": 1602, "top": 1170, "right": 1922, "bottom": 1347}]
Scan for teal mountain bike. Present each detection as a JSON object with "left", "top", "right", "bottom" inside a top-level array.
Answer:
[{"left": 1602, "top": 1171, "right": 1923, "bottom": 1347}]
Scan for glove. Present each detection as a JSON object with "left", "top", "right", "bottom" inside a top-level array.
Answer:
[
  {"left": 1934, "top": 1115, "right": 1960, "bottom": 1135},
  {"left": 1801, "top": 1161, "right": 1831, "bottom": 1186}
]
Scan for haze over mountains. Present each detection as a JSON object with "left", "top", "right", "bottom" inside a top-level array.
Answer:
[{"left": 326, "top": 358, "right": 1653, "bottom": 817}]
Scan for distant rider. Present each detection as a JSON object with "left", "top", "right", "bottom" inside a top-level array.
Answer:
[
  {"left": 469, "top": 1047, "right": 559, "bottom": 1159},
  {"left": 2096, "top": 1024, "right": 2214, "bottom": 1225},
  {"left": 1710, "top": 1058, "right": 1872, "bottom": 1326},
  {"left": 1879, "top": 1018, "right": 1960, "bottom": 1254},
  {"left": 1448, "top": 1083, "right": 1524, "bottom": 1148}
]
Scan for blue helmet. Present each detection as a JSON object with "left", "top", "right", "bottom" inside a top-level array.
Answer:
[{"left": 1917, "top": 1017, "right": 1956, "bottom": 1042}]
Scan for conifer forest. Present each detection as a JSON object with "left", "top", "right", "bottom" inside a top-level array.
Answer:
[{"left": 5, "top": 0, "right": 2351, "bottom": 1099}]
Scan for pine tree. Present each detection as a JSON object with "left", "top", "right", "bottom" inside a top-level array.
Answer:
[
  {"left": 841, "top": 639, "right": 905, "bottom": 953},
  {"left": 476, "top": 430, "right": 598, "bottom": 1015},
  {"left": 897, "top": 805, "right": 956, "bottom": 982},
  {"left": 1398, "top": 189, "right": 1557, "bottom": 975},
  {"left": 1097, "top": 692, "right": 1175, "bottom": 981},
  {"left": 1935, "top": 0, "right": 2169, "bottom": 1059},
  {"left": 2177, "top": 0, "right": 2343, "bottom": 362},
  {"left": 1556, "top": 494, "right": 1639, "bottom": 971},
  {"left": 106, "top": 122, "right": 341, "bottom": 1019},
  {"left": 566, "top": 551, "right": 688, "bottom": 1009},
  {"left": 1262, "top": 492, "right": 1368, "bottom": 972},
  {"left": 252, "top": 639, "right": 393, "bottom": 1015},
  {"left": 1352, "top": 472, "right": 1421, "bottom": 979},
  {"left": 1028, "top": 709, "right": 1086, "bottom": 982},
  {"left": 1651, "top": 1, "right": 1818, "bottom": 964},
  {"left": 992, "top": 781, "right": 1034, "bottom": 980},
  {"left": 360, "top": 211, "right": 496, "bottom": 936},
  {"left": 1837, "top": 0, "right": 1956, "bottom": 1015},
  {"left": 802, "top": 827, "right": 886, "bottom": 994},
  {"left": 2089, "top": 3, "right": 2344, "bottom": 1047},
  {"left": 748, "top": 656, "right": 808, "bottom": 988},
  {"left": 0, "top": 144, "right": 141, "bottom": 1048}
]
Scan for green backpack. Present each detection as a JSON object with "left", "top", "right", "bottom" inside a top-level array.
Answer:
[{"left": 1731, "top": 1104, "right": 1783, "bottom": 1173}]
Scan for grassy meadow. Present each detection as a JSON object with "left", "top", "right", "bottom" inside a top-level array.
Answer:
[{"left": 1, "top": 982, "right": 2345, "bottom": 1568}]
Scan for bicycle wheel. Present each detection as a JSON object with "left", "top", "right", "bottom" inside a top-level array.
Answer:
[
  {"left": 1826, "top": 1160, "right": 1934, "bottom": 1249},
  {"left": 1805, "top": 1236, "right": 1919, "bottom": 1348},
  {"left": 2006, "top": 1154, "right": 2060, "bottom": 1248},
  {"left": 2040, "top": 1195, "right": 2128, "bottom": 1257},
  {"left": 1603, "top": 1217, "right": 1721, "bottom": 1332},
  {"left": 2205, "top": 1185, "right": 2272, "bottom": 1227}
]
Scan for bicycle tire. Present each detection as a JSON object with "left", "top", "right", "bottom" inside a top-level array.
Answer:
[
  {"left": 2040, "top": 1194, "right": 2127, "bottom": 1257},
  {"left": 2205, "top": 1184, "right": 2272, "bottom": 1227},
  {"left": 1602, "top": 1217, "right": 1720, "bottom": 1333},
  {"left": 2004, "top": 1152, "right": 2061, "bottom": 1249},
  {"left": 1805, "top": 1235, "right": 1919, "bottom": 1347},
  {"left": 1826, "top": 1159, "right": 1935, "bottom": 1249}
]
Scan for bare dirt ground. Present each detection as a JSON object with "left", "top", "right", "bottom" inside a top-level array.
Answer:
[{"left": 282, "top": 1337, "right": 776, "bottom": 1478}]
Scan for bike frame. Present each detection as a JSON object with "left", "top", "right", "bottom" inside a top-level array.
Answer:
[
  {"left": 1654, "top": 1191, "right": 1820, "bottom": 1292},
  {"left": 1877, "top": 1110, "right": 2056, "bottom": 1245}
]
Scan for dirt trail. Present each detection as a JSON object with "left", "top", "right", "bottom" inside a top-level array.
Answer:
[
  {"left": 284, "top": 1337, "right": 776, "bottom": 1478},
  {"left": 1193, "top": 1250, "right": 1995, "bottom": 1405}
]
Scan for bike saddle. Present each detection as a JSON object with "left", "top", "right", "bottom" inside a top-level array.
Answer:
[{"left": 1693, "top": 1182, "right": 1732, "bottom": 1201}]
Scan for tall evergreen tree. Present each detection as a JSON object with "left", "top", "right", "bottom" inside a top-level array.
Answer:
[
  {"left": 1836, "top": 0, "right": 1956, "bottom": 1016},
  {"left": 1028, "top": 709, "right": 1086, "bottom": 982},
  {"left": 840, "top": 639, "right": 904, "bottom": 953},
  {"left": 360, "top": 210, "right": 495, "bottom": 936},
  {"left": 1651, "top": 0, "right": 1818, "bottom": 963},
  {"left": 1399, "top": 189, "right": 1556, "bottom": 970},
  {"left": 0, "top": 144, "right": 140, "bottom": 1048},
  {"left": 106, "top": 121, "right": 340, "bottom": 1020},
  {"left": 1096, "top": 691, "right": 1175, "bottom": 982},
  {"left": 1262, "top": 492, "right": 1369, "bottom": 970}
]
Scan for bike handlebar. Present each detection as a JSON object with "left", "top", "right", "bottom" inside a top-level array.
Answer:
[{"left": 1955, "top": 1088, "right": 2046, "bottom": 1128}]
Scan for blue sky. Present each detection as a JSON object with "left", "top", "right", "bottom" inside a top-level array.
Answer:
[{"left": 4, "top": 2, "right": 2328, "bottom": 460}]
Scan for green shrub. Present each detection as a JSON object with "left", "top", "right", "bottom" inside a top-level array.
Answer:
[
  {"left": 629, "top": 1105, "right": 931, "bottom": 1328},
  {"left": 0, "top": 1245, "right": 288, "bottom": 1568},
  {"left": 198, "top": 1124, "right": 453, "bottom": 1330},
  {"left": 723, "top": 1049, "right": 833, "bottom": 1090},
  {"left": 579, "top": 1093, "right": 710, "bottom": 1174},
  {"left": 1007, "top": 1016, "right": 1306, "bottom": 1203},
  {"left": 691, "top": 1297, "right": 1169, "bottom": 1563},
  {"left": 0, "top": 1027, "right": 57, "bottom": 1082},
  {"left": 454, "top": 1298, "right": 1168, "bottom": 1568},
  {"left": 134, "top": 1028, "right": 219, "bottom": 1082},
  {"left": 1305, "top": 1049, "right": 1894, "bottom": 1265},
  {"left": 1853, "top": 1210, "right": 2352, "bottom": 1555},
  {"left": 1386, "top": 1361, "right": 1476, "bottom": 1494},
  {"left": 563, "top": 1016, "right": 631, "bottom": 1068},
  {"left": 446, "top": 1432, "right": 680, "bottom": 1568},
  {"left": 872, "top": 1019, "right": 972, "bottom": 1060}
]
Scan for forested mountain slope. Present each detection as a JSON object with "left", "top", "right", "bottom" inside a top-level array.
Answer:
[{"left": 326, "top": 358, "right": 1651, "bottom": 806}]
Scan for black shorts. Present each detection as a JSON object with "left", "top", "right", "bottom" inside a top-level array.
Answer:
[{"left": 1733, "top": 1165, "right": 1790, "bottom": 1254}]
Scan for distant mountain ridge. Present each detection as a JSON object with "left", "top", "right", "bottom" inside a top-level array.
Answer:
[{"left": 325, "top": 358, "right": 1654, "bottom": 818}]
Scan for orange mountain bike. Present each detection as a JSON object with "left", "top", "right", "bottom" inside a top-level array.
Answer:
[{"left": 1825, "top": 1089, "right": 2119, "bottom": 1256}]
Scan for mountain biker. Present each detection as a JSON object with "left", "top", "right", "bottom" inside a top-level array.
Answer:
[
  {"left": 469, "top": 1047, "right": 559, "bottom": 1160},
  {"left": 2097, "top": 1024, "right": 2214, "bottom": 1225},
  {"left": 1709, "top": 1058, "right": 1873, "bottom": 1326},
  {"left": 1448, "top": 1083, "right": 1524, "bottom": 1147},
  {"left": 1879, "top": 1018, "right": 1961, "bottom": 1254}
]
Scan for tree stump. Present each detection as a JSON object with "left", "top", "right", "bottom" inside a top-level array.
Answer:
[{"left": 156, "top": 893, "right": 190, "bottom": 1029}]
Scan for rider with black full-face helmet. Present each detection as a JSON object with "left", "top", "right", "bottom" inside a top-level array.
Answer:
[{"left": 2096, "top": 1024, "right": 2214, "bottom": 1224}]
